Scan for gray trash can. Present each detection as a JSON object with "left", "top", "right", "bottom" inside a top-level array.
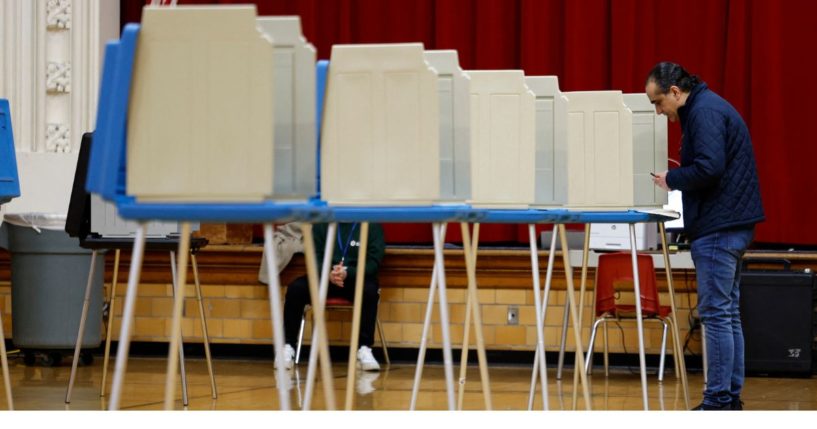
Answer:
[{"left": 0, "top": 214, "right": 103, "bottom": 365}]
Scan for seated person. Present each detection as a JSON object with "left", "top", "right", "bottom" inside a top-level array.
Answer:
[
  {"left": 277, "top": 222, "right": 385, "bottom": 371},
  {"left": 258, "top": 222, "right": 304, "bottom": 284}
]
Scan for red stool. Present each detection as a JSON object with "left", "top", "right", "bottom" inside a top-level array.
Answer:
[{"left": 586, "top": 252, "right": 678, "bottom": 381}]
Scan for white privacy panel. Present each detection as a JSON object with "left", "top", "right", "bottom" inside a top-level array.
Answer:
[
  {"left": 623, "top": 93, "right": 668, "bottom": 207},
  {"left": 424, "top": 50, "right": 471, "bottom": 202},
  {"left": 565, "top": 91, "right": 634, "bottom": 209},
  {"left": 127, "top": 6, "right": 274, "bottom": 202},
  {"left": 321, "top": 44, "right": 439, "bottom": 205},
  {"left": 257, "top": 16, "right": 317, "bottom": 199},
  {"left": 466, "top": 70, "right": 535, "bottom": 208},
  {"left": 90, "top": 194, "right": 190, "bottom": 237},
  {"left": 526, "top": 76, "right": 568, "bottom": 207}
]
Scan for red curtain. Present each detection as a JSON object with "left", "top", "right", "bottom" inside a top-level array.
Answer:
[{"left": 122, "top": 0, "right": 817, "bottom": 246}]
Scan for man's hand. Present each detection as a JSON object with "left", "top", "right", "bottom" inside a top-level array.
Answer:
[
  {"left": 330, "top": 263, "right": 347, "bottom": 287},
  {"left": 652, "top": 170, "right": 671, "bottom": 192}
]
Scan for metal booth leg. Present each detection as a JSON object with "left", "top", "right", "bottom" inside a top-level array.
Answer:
[
  {"left": 263, "top": 223, "right": 291, "bottom": 410},
  {"left": 431, "top": 222, "right": 456, "bottom": 410},
  {"left": 409, "top": 224, "right": 445, "bottom": 410},
  {"left": 557, "top": 224, "right": 590, "bottom": 381},
  {"left": 303, "top": 223, "right": 337, "bottom": 410},
  {"left": 658, "top": 222, "right": 690, "bottom": 408},
  {"left": 164, "top": 224, "right": 192, "bottom": 409},
  {"left": 526, "top": 224, "right": 549, "bottom": 410},
  {"left": 100, "top": 249, "right": 121, "bottom": 398},
  {"left": 299, "top": 223, "right": 336, "bottom": 410},
  {"left": 65, "top": 250, "right": 98, "bottom": 403},
  {"left": 344, "top": 222, "right": 370, "bottom": 410},
  {"left": 457, "top": 222, "right": 491, "bottom": 410},
  {"left": 528, "top": 224, "right": 559, "bottom": 410},
  {"left": 190, "top": 253, "right": 217, "bottom": 399},
  {"left": 559, "top": 224, "right": 591, "bottom": 410},
  {"left": 169, "top": 250, "right": 190, "bottom": 407},
  {"left": 0, "top": 294, "right": 12, "bottom": 410},
  {"left": 109, "top": 223, "right": 148, "bottom": 410},
  {"left": 628, "top": 224, "right": 649, "bottom": 410}
]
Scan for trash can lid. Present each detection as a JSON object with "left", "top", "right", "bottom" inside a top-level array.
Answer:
[{"left": 2, "top": 212, "right": 67, "bottom": 232}]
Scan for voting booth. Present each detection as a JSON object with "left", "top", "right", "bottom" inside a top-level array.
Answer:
[
  {"left": 466, "top": 70, "right": 535, "bottom": 208},
  {"left": 526, "top": 76, "right": 568, "bottom": 207},
  {"left": 126, "top": 6, "right": 275, "bottom": 202},
  {"left": 424, "top": 50, "right": 472, "bottom": 203},
  {"left": 623, "top": 93, "right": 668, "bottom": 207},
  {"left": 257, "top": 16, "right": 317, "bottom": 199},
  {"left": 321, "top": 43, "right": 440, "bottom": 205}
]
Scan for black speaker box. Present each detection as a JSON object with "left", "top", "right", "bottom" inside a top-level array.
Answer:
[{"left": 739, "top": 260, "right": 815, "bottom": 376}]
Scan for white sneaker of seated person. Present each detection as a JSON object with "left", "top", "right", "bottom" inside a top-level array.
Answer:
[
  {"left": 274, "top": 344, "right": 295, "bottom": 370},
  {"left": 357, "top": 345, "right": 380, "bottom": 371}
]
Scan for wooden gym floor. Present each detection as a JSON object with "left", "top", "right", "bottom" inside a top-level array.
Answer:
[{"left": 1, "top": 352, "right": 815, "bottom": 411}]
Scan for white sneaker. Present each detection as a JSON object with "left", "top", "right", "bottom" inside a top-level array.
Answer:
[
  {"left": 356, "top": 345, "right": 380, "bottom": 371},
  {"left": 275, "top": 344, "right": 295, "bottom": 370}
]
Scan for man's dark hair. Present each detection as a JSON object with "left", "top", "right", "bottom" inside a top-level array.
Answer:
[{"left": 646, "top": 62, "right": 701, "bottom": 94}]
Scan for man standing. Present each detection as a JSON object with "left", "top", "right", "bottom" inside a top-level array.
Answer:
[{"left": 647, "top": 62, "right": 764, "bottom": 410}]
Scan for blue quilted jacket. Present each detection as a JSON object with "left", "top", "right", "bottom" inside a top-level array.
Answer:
[{"left": 665, "top": 83, "right": 764, "bottom": 240}]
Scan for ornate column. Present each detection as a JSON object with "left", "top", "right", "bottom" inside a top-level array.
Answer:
[{"left": 0, "top": 0, "right": 119, "bottom": 215}]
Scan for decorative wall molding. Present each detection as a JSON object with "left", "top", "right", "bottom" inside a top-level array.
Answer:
[
  {"left": 46, "top": 122, "right": 71, "bottom": 152},
  {"left": 46, "top": 0, "right": 71, "bottom": 29},
  {"left": 0, "top": 0, "right": 119, "bottom": 214},
  {"left": 46, "top": 61, "right": 71, "bottom": 92}
]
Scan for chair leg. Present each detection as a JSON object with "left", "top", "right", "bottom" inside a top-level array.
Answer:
[
  {"left": 602, "top": 323, "right": 610, "bottom": 377},
  {"left": 666, "top": 317, "right": 680, "bottom": 378},
  {"left": 658, "top": 320, "right": 669, "bottom": 382},
  {"left": 376, "top": 316, "right": 389, "bottom": 365},
  {"left": 585, "top": 319, "right": 604, "bottom": 375},
  {"left": 295, "top": 309, "right": 307, "bottom": 365}
]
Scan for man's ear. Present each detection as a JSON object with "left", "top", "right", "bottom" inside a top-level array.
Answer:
[{"left": 670, "top": 85, "right": 682, "bottom": 99}]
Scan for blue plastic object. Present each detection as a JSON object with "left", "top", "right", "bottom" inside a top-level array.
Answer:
[
  {"left": 86, "top": 26, "right": 138, "bottom": 202},
  {"left": 570, "top": 210, "right": 675, "bottom": 224},
  {"left": 330, "top": 205, "right": 480, "bottom": 224},
  {"left": 476, "top": 209, "right": 578, "bottom": 224},
  {"left": 0, "top": 98, "right": 21, "bottom": 204},
  {"left": 315, "top": 60, "right": 329, "bottom": 197}
]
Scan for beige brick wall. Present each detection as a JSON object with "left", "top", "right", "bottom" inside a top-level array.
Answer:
[
  {"left": 27, "top": 279, "right": 698, "bottom": 357},
  {"left": 0, "top": 248, "right": 705, "bottom": 357}
]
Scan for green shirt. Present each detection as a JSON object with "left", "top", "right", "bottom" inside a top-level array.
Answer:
[{"left": 311, "top": 223, "right": 385, "bottom": 279}]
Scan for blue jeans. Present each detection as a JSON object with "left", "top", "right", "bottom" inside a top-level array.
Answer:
[{"left": 690, "top": 227, "right": 755, "bottom": 406}]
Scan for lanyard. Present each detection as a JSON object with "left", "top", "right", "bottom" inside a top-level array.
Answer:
[{"left": 336, "top": 223, "right": 359, "bottom": 264}]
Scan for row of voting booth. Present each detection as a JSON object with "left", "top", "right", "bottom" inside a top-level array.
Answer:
[{"left": 2, "top": 4, "right": 687, "bottom": 412}]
